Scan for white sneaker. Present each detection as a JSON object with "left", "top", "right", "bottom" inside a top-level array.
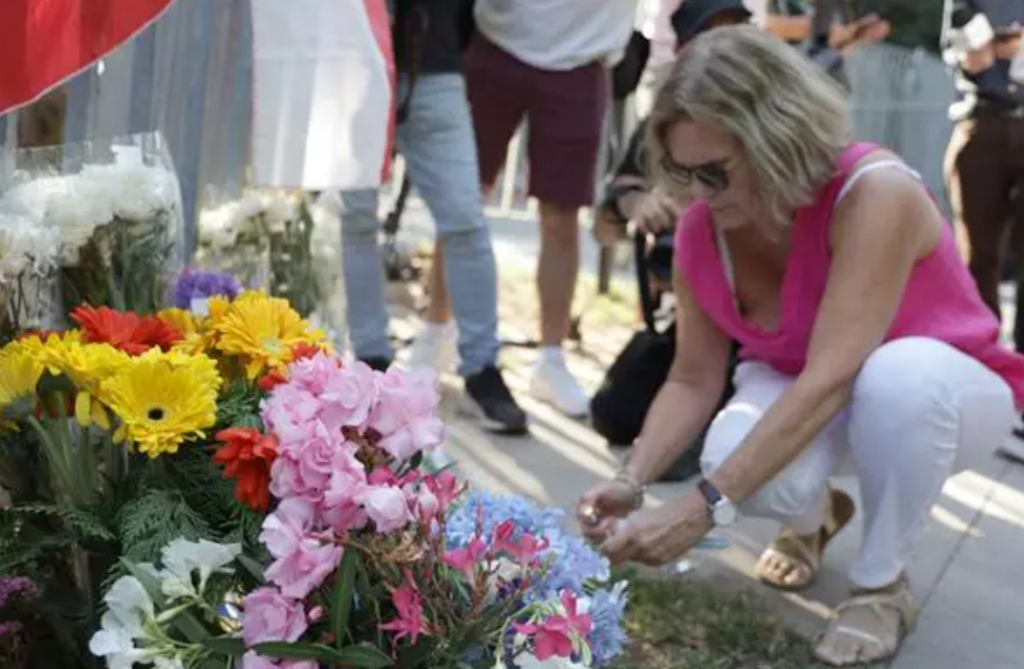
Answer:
[
  {"left": 405, "top": 321, "right": 458, "bottom": 373},
  {"left": 530, "top": 352, "right": 590, "bottom": 418}
]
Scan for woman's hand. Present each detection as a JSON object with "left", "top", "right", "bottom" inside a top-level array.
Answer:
[
  {"left": 577, "top": 479, "right": 637, "bottom": 543},
  {"left": 632, "top": 189, "right": 682, "bottom": 237},
  {"left": 598, "top": 490, "right": 712, "bottom": 566}
]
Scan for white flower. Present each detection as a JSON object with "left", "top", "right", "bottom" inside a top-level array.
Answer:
[
  {"left": 90, "top": 576, "right": 157, "bottom": 669},
  {"left": 0, "top": 212, "right": 60, "bottom": 281},
  {"left": 260, "top": 193, "right": 298, "bottom": 232},
  {"left": 159, "top": 539, "right": 241, "bottom": 601}
]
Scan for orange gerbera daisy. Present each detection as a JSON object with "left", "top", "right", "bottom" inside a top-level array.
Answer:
[
  {"left": 213, "top": 427, "right": 279, "bottom": 511},
  {"left": 72, "top": 305, "right": 182, "bottom": 356}
]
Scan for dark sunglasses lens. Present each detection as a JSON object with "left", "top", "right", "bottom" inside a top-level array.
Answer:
[{"left": 695, "top": 164, "right": 728, "bottom": 191}]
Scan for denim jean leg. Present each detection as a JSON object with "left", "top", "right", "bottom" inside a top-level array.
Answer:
[
  {"left": 396, "top": 73, "right": 500, "bottom": 376},
  {"left": 339, "top": 188, "right": 394, "bottom": 362}
]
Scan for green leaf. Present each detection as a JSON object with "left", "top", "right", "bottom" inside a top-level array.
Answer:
[
  {"left": 334, "top": 646, "right": 394, "bottom": 668},
  {"left": 202, "top": 636, "right": 246, "bottom": 657},
  {"left": 252, "top": 642, "right": 332, "bottom": 661},
  {"left": 237, "top": 554, "right": 267, "bottom": 585},
  {"left": 330, "top": 549, "right": 359, "bottom": 647},
  {"left": 169, "top": 610, "right": 211, "bottom": 644},
  {"left": 394, "top": 641, "right": 435, "bottom": 669},
  {"left": 253, "top": 642, "right": 392, "bottom": 667}
]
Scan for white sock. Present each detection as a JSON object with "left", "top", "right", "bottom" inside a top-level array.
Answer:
[
  {"left": 540, "top": 346, "right": 565, "bottom": 363},
  {"left": 419, "top": 321, "right": 451, "bottom": 340}
]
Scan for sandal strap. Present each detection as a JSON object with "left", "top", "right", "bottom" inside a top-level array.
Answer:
[
  {"left": 768, "top": 531, "right": 820, "bottom": 571},
  {"left": 833, "top": 587, "right": 918, "bottom": 630}
]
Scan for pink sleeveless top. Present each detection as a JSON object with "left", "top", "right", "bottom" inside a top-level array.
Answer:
[{"left": 674, "top": 142, "right": 1024, "bottom": 407}]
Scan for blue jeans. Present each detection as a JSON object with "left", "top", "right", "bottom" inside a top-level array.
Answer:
[{"left": 340, "top": 74, "right": 499, "bottom": 377}]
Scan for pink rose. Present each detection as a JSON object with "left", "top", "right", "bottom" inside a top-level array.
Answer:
[
  {"left": 288, "top": 352, "right": 342, "bottom": 395},
  {"left": 265, "top": 539, "right": 344, "bottom": 600},
  {"left": 242, "top": 651, "right": 318, "bottom": 669},
  {"left": 377, "top": 415, "right": 445, "bottom": 462},
  {"left": 357, "top": 485, "right": 412, "bottom": 534},
  {"left": 242, "top": 587, "right": 307, "bottom": 647},
  {"left": 322, "top": 459, "right": 370, "bottom": 533},
  {"left": 268, "top": 454, "right": 304, "bottom": 501},
  {"left": 289, "top": 423, "right": 347, "bottom": 495},
  {"left": 261, "top": 385, "right": 321, "bottom": 445},
  {"left": 260, "top": 500, "right": 342, "bottom": 598},
  {"left": 321, "top": 359, "right": 380, "bottom": 428},
  {"left": 368, "top": 369, "right": 444, "bottom": 461}
]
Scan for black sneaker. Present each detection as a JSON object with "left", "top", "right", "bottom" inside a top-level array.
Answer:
[
  {"left": 464, "top": 366, "right": 528, "bottom": 435},
  {"left": 359, "top": 356, "right": 393, "bottom": 372}
]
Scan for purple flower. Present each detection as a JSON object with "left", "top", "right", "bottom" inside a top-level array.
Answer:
[
  {"left": 0, "top": 577, "right": 38, "bottom": 611},
  {"left": 172, "top": 268, "right": 241, "bottom": 308}
]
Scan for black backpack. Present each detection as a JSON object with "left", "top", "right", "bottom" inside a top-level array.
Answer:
[{"left": 590, "top": 232, "right": 736, "bottom": 481}]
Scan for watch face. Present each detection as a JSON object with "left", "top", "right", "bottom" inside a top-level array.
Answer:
[{"left": 713, "top": 501, "right": 739, "bottom": 527}]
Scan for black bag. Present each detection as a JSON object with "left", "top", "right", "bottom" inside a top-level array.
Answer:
[
  {"left": 611, "top": 31, "right": 651, "bottom": 102},
  {"left": 591, "top": 233, "right": 676, "bottom": 447},
  {"left": 590, "top": 233, "right": 736, "bottom": 481}
]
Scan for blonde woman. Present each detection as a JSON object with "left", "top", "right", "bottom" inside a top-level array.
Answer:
[{"left": 577, "top": 26, "right": 1024, "bottom": 666}]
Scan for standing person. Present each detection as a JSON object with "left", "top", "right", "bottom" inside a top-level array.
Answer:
[
  {"left": 413, "top": 0, "right": 640, "bottom": 419},
  {"left": 578, "top": 27, "right": 1023, "bottom": 665},
  {"left": 943, "top": 0, "right": 1024, "bottom": 462},
  {"left": 338, "top": 0, "right": 528, "bottom": 435}
]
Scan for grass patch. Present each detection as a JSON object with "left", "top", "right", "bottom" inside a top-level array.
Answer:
[{"left": 612, "top": 568, "right": 839, "bottom": 669}]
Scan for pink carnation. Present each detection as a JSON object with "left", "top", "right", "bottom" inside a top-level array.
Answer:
[
  {"left": 368, "top": 368, "right": 444, "bottom": 462},
  {"left": 261, "top": 385, "right": 321, "bottom": 445},
  {"left": 242, "top": 587, "right": 308, "bottom": 647},
  {"left": 287, "top": 352, "right": 342, "bottom": 395},
  {"left": 356, "top": 484, "right": 413, "bottom": 534},
  {"left": 321, "top": 455, "right": 371, "bottom": 533},
  {"left": 260, "top": 499, "right": 343, "bottom": 599},
  {"left": 286, "top": 422, "right": 349, "bottom": 496},
  {"left": 320, "top": 359, "right": 380, "bottom": 428}
]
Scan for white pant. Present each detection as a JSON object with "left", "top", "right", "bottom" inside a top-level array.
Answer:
[{"left": 701, "top": 337, "right": 1015, "bottom": 588}]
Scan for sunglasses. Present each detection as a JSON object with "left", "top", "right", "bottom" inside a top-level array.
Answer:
[{"left": 659, "top": 155, "right": 732, "bottom": 194}]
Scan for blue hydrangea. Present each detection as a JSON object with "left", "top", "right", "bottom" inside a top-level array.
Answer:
[
  {"left": 584, "top": 582, "right": 630, "bottom": 666},
  {"left": 445, "top": 491, "right": 609, "bottom": 598},
  {"left": 446, "top": 491, "right": 626, "bottom": 666}
]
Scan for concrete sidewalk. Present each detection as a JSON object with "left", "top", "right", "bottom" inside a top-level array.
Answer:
[{"left": 385, "top": 203, "right": 1024, "bottom": 668}]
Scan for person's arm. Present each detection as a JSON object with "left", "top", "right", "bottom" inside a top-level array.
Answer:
[
  {"left": 706, "top": 164, "right": 940, "bottom": 503},
  {"left": 622, "top": 268, "right": 732, "bottom": 485}
]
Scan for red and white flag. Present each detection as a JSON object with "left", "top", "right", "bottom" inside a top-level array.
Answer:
[{"left": 0, "top": 0, "right": 176, "bottom": 115}]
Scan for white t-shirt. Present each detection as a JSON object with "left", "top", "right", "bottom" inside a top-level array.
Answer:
[{"left": 474, "top": 0, "right": 640, "bottom": 71}]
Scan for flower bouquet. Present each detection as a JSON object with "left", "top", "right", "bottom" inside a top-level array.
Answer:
[
  {"left": 87, "top": 344, "right": 627, "bottom": 669},
  {"left": 195, "top": 191, "right": 320, "bottom": 317},
  {"left": 0, "top": 133, "right": 182, "bottom": 340}
]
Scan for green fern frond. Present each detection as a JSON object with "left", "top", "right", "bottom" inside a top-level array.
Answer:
[{"left": 117, "top": 489, "right": 211, "bottom": 563}]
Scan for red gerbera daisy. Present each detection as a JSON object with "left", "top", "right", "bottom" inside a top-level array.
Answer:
[
  {"left": 214, "top": 427, "right": 279, "bottom": 511},
  {"left": 71, "top": 305, "right": 182, "bottom": 356}
]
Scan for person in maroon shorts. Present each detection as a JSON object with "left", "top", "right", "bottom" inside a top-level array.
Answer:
[{"left": 414, "top": 0, "right": 638, "bottom": 418}]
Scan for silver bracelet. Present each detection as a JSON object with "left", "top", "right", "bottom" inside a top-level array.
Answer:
[{"left": 614, "top": 468, "right": 646, "bottom": 511}]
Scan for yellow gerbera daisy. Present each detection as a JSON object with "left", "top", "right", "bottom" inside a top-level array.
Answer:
[
  {"left": 158, "top": 308, "right": 210, "bottom": 356},
  {"left": 38, "top": 336, "right": 131, "bottom": 429},
  {"left": 102, "top": 349, "right": 222, "bottom": 458},
  {"left": 0, "top": 338, "right": 44, "bottom": 429},
  {"left": 214, "top": 292, "right": 326, "bottom": 378}
]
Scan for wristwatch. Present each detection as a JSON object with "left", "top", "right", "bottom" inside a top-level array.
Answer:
[{"left": 697, "top": 478, "right": 739, "bottom": 527}]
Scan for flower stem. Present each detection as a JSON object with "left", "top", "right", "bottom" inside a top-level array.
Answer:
[{"left": 25, "top": 415, "right": 74, "bottom": 505}]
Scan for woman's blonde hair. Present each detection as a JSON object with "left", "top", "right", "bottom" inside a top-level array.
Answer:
[{"left": 647, "top": 25, "right": 851, "bottom": 228}]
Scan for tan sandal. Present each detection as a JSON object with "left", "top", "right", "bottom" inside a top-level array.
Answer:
[
  {"left": 813, "top": 577, "right": 918, "bottom": 667},
  {"left": 756, "top": 488, "right": 855, "bottom": 591}
]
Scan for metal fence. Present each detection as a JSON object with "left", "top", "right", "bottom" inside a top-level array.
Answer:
[{"left": 0, "top": 3, "right": 956, "bottom": 237}]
